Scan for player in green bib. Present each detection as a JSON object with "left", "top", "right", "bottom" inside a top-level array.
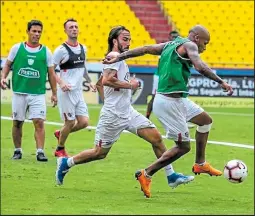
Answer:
[
  {"left": 1, "top": 20, "right": 57, "bottom": 162},
  {"left": 103, "top": 25, "right": 233, "bottom": 198}
]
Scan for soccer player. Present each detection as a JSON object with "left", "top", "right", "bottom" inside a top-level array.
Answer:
[
  {"left": 146, "top": 30, "right": 180, "bottom": 119},
  {"left": 103, "top": 25, "right": 234, "bottom": 197},
  {"left": 0, "top": 20, "right": 57, "bottom": 162},
  {"left": 53, "top": 18, "right": 96, "bottom": 157},
  {"left": 55, "top": 26, "right": 194, "bottom": 190}
]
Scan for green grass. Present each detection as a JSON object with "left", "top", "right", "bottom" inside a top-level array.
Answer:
[{"left": 1, "top": 103, "right": 254, "bottom": 215}]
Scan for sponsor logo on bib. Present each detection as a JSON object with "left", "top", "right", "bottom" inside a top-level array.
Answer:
[{"left": 18, "top": 67, "right": 40, "bottom": 78}]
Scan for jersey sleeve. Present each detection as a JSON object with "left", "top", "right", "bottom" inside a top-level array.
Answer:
[
  {"left": 7, "top": 43, "right": 21, "bottom": 62},
  {"left": 46, "top": 47, "right": 54, "bottom": 67},
  {"left": 53, "top": 46, "right": 64, "bottom": 65},
  {"left": 103, "top": 62, "right": 121, "bottom": 72}
]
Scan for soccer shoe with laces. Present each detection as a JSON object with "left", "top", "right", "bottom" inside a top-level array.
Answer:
[
  {"left": 167, "top": 173, "right": 194, "bottom": 189},
  {"left": 12, "top": 150, "right": 22, "bottom": 160},
  {"left": 192, "top": 162, "right": 222, "bottom": 176},
  {"left": 56, "top": 157, "right": 70, "bottom": 185},
  {"left": 36, "top": 152, "right": 48, "bottom": 162},
  {"left": 135, "top": 169, "right": 151, "bottom": 198}
]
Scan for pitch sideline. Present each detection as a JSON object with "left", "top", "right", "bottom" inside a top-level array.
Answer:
[{"left": 1, "top": 116, "right": 253, "bottom": 150}]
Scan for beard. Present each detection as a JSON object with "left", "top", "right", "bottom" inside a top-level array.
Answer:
[{"left": 117, "top": 40, "right": 129, "bottom": 53}]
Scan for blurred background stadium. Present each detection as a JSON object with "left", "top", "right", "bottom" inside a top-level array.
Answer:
[{"left": 1, "top": 0, "right": 254, "bottom": 105}]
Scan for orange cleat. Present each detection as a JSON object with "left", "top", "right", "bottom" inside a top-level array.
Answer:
[
  {"left": 54, "top": 149, "right": 70, "bottom": 158},
  {"left": 135, "top": 169, "right": 152, "bottom": 198},
  {"left": 192, "top": 162, "right": 222, "bottom": 176}
]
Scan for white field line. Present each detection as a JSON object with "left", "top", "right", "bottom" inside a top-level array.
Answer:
[
  {"left": 87, "top": 106, "right": 254, "bottom": 117},
  {"left": 1, "top": 116, "right": 253, "bottom": 150}
]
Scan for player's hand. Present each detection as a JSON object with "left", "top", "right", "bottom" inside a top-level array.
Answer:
[
  {"left": 130, "top": 78, "right": 140, "bottom": 90},
  {"left": 51, "top": 94, "right": 58, "bottom": 107},
  {"left": 89, "top": 82, "right": 97, "bottom": 92},
  {"left": 0, "top": 78, "right": 7, "bottom": 90},
  {"left": 59, "top": 80, "right": 71, "bottom": 92},
  {"left": 102, "top": 53, "right": 120, "bottom": 64},
  {"left": 221, "top": 81, "right": 233, "bottom": 96}
]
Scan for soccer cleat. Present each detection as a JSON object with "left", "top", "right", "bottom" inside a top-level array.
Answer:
[
  {"left": 167, "top": 173, "right": 194, "bottom": 189},
  {"left": 135, "top": 169, "right": 151, "bottom": 198},
  {"left": 54, "top": 149, "right": 69, "bottom": 157},
  {"left": 192, "top": 162, "right": 222, "bottom": 176},
  {"left": 36, "top": 152, "right": 48, "bottom": 162},
  {"left": 56, "top": 157, "right": 70, "bottom": 185},
  {"left": 54, "top": 130, "right": 60, "bottom": 142},
  {"left": 12, "top": 150, "right": 22, "bottom": 160}
]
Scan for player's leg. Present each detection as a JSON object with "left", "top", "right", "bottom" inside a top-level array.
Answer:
[
  {"left": 55, "top": 110, "right": 127, "bottom": 185},
  {"left": 11, "top": 93, "right": 27, "bottom": 159},
  {"left": 54, "top": 90, "right": 76, "bottom": 157},
  {"left": 185, "top": 98, "right": 222, "bottom": 176},
  {"left": 71, "top": 98, "right": 89, "bottom": 132},
  {"left": 28, "top": 94, "right": 48, "bottom": 162},
  {"left": 127, "top": 104, "right": 193, "bottom": 197}
]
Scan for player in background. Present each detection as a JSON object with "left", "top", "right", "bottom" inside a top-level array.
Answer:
[
  {"left": 146, "top": 30, "right": 180, "bottom": 119},
  {"left": 53, "top": 18, "right": 96, "bottom": 157},
  {"left": 0, "top": 20, "right": 57, "bottom": 161},
  {"left": 102, "top": 25, "right": 234, "bottom": 197},
  {"left": 55, "top": 26, "right": 194, "bottom": 194}
]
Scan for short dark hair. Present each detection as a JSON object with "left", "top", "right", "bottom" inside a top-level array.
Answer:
[
  {"left": 27, "top": 20, "right": 43, "bottom": 31},
  {"left": 64, "top": 18, "right": 77, "bottom": 28},
  {"left": 107, "top": 25, "right": 130, "bottom": 54},
  {"left": 169, "top": 30, "right": 179, "bottom": 35}
]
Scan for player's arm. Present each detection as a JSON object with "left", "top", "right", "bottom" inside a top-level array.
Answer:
[
  {"left": 102, "top": 43, "right": 168, "bottom": 64},
  {"left": 53, "top": 47, "right": 71, "bottom": 92},
  {"left": 1, "top": 59, "right": 13, "bottom": 89},
  {"left": 1, "top": 44, "right": 19, "bottom": 89},
  {"left": 46, "top": 48, "right": 58, "bottom": 106},
  {"left": 96, "top": 75, "right": 104, "bottom": 102},
  {"left": 48, "top": 66, "right": 57, "bottom": 95},
  {"left": 184, "top": 42, "right": 233, "bottom": 96},
  {"left": 102, "top": 68, "right": 139, "bottom": 90},
  {"left": 83, "top": 66, "right": 97, "bottom": 92}
]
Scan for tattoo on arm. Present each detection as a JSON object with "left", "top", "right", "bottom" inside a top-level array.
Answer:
[
  {"left": 185, "top": 42, "right": 223, "bottom": 84},
  {"left": 118, "top": 43, "right": 167, "bottom": 61},
  {"left": 102, "top": 68, "right": 132, "bottom": 89}
]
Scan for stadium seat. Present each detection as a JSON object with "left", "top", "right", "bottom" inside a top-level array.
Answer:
[
  {"left": 1, "top": 0, "right": 158, "bottom": 66},
  {"left": 160, "top": 1, "right": 254, "bottom": 68}
]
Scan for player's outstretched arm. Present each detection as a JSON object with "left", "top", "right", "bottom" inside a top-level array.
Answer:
[
  {"left": 102, "top": 43, "right": 167, "bottom": 64},
  {"left": 185, "top": 42, "right": 233, "bottom": 96}
]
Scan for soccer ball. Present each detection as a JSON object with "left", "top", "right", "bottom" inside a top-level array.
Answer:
[{"left": 223, "top": 160, "right": 248, "bottom": 183}]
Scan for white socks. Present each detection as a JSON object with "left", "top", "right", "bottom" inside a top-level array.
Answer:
[
  {"left": 36, "top": 148, "right": 44, "bottom": 155},
  {"left": 67, "top": 157, "right": 75, "bottom": 167},
  {"left": 197, "top": 161, "right": 206, "bottom": 166},
  {"left": 164, "top": 164, "right": 175, "bottom": 176},
  {"left": 15, "top": 148, "right": 22, "bottom": 152}
]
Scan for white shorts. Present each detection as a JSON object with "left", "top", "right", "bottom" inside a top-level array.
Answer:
[
  {"left": 57, "top": 89, "right": 89, "bottom": 121},
  {"left": 152, "top": 74, "right": 159, "bottom": 95},
  {"left": 12, "top": 93, "right": 46, "bottom": 121},
  {"left": 94, "top": 106, "right": 155, "bottom": 148},
  {"left": 153, "top": 94, "right": 204, "bottom": 142}
]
